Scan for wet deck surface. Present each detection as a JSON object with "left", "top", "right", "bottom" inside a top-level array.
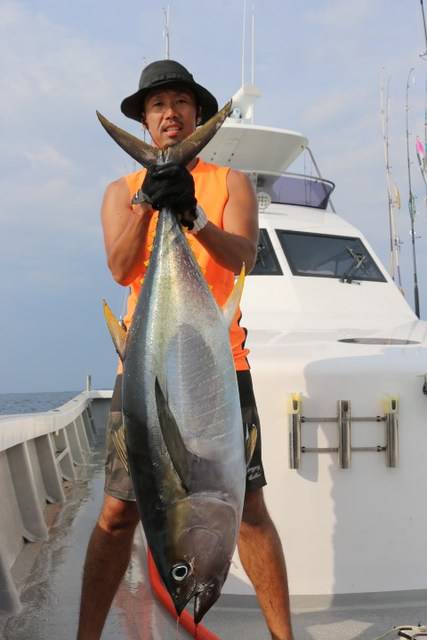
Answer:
[{"left": 0, "top": 433, "right": 426, "bottom": 640}]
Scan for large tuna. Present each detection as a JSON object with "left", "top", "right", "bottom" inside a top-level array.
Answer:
[{"left": 98, "top": 103, "right": 253, "bottom": 622}]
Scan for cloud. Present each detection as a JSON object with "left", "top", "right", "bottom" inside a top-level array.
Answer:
[
  {"left": 22, "top": 144, "right": 73, "bottom": 171},
  {"left": 0, "top": 2, "right": 128, "bottom": 126},
  {"left": 301, "top": 91, "right": 366, "bottom": 128},
  {"left": 305, "top": 0, "right": 378, "bottom": 27}
]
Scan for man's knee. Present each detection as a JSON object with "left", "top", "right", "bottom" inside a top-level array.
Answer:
[
  {"left": 98, "top": 494, "right": 139, "bottom": 534},
  {"left": 241, "top": 488, "right": 271, "bottom": 529}
]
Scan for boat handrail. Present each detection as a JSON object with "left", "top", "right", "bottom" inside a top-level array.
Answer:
[{"left": 245, "top": 169, "right": 335, "bottom": 210}]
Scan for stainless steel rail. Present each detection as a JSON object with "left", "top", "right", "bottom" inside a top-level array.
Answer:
[{"left": 288, "top": 395, "right": 399, "bottom": 470}]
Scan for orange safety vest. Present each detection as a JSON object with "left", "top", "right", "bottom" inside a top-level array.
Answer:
[{"left": 120, "top": 158, "right": 250, "bottom": 371}]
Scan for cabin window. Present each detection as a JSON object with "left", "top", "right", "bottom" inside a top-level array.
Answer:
[
  {"left": 250, "top": 229, "right": 283, "bottom": 276},
  {"left": 248, "top": 173, "right": 335, "bottom": 209},
  {"left": 276, "top": 230, "right": 386, "bottom": 282}
]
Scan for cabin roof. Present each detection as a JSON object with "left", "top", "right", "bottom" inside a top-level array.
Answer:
[{"left": 200, "top": 121, "right": 308, "bottom": 172}]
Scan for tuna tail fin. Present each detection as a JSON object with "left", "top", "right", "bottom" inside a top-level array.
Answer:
[
  {"left": 96, "top": 111, "right": 160, "bottom": 167},
  {"left": 222, "top": 263, "right": 246, "bottom": 328},
  {"left": 155, "top": 378, "right": 203, "bottom": 493},
  {"left": 96, "top": 100, "right": 232, "bottom": 168},
  {"left": 102, "top": 300, "right": 127, "bottom": 361}
]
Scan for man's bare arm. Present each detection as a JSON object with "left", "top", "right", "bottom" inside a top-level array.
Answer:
[
  {"left": 101, "top": 178, "right": 154, "bottom": 285},
  {"left": 195, "top": 170, "right": 258, "bottom": 274}
]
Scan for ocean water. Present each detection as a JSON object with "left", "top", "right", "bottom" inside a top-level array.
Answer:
[{"left": 0, "top": 391, "right": 78, "bottom": 416}]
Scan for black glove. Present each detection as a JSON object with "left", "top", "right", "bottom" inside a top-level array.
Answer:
[{"left": 140, "top": 163, "right": 197, "bottom": 226}]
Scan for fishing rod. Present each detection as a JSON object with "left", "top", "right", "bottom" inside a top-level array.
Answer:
[
  {"left": 420, "top": 78, "right": 427, "bottom": 219},
  {"left": 425, "top": 77, "right": 427, "bottom": 146},
  {"left": 380, "top": 72, "right": 403, "bottom": 289},
  {"left": 420, "top": 0, "right": 427, "bottom": 58},
  {"left": 415, "top": 134, "right": 427, "bottom": 214},
  {"left": 405, "top": 67, "right": 421, "bottom": 318}
]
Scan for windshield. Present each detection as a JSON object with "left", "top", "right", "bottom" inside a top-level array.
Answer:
[
  {"left": 251, "top": 228, "right": 283, "bottom": 275},
  {"left": 276, "top": 230, "right": 386, "bottom": 282},
  {"left": 248, "top": 172, "right": 335, "bottom": 209}
]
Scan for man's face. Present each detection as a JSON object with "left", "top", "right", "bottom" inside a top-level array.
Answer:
[{"left": 143, "top": 86, "right": 198, "bottom": 149}]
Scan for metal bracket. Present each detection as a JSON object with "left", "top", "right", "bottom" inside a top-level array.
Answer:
[{"left": 288, "top": 395, "right": 399, "bottom": 470}]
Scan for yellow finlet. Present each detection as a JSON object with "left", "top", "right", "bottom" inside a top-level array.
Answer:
[
  {"left": 103, "top": 299, "right": 127, "bottom": 361},
  {"left": 222, "top": 263, "right": 245, "bottom": 328}
]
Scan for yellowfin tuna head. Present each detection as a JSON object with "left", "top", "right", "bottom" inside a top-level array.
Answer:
[{"left": 165, "top": 496, "right": 238, "bottom": 620}]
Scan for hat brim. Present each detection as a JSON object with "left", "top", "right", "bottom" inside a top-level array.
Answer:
[{"left": 121, "top": 79, "right": 218, "bottom": 125}]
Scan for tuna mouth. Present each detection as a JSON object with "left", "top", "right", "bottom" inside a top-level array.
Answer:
[{"left": 193, "top": 580, "right": 222, "bottom": 624}]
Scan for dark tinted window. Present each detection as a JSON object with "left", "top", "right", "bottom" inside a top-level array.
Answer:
[
  {"left": 250, "top": 229, "right": 283, "bottom": 276},
  {"left": 276, "top": 230, "right": 386, "bottom": 282},
  {"left": 251, "top": 173, "right": 335, "bottom": 209}
]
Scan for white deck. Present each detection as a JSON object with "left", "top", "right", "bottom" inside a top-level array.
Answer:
[{"left": 0, "top": 415, "right": 425, "bottom": 640}]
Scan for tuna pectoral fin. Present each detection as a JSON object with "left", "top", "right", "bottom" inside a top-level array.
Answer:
[
  {"left": 112, "top": 422, "right": 129, "bottom": 474},
  {"left": 103, "top": 300, "right": 127, "bottom": 361},
  {"left": 245, "top": 423, "right": 257, "bottom": 466},
  {"left": 222, "top": 264, "right": 246, "bottom": 328},
  {"left": 155, "top": 379, "right": 200, "bottom": 493}
]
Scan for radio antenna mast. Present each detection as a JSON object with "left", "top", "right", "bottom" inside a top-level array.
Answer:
[
  {"left": 241, "top": 0, "right": 247, "bottom": 86},
  {"left": 163, "top": 5, "right": 170, "bottom": 59},
  {"left": 405, "top": 67, "right": 421, "bottom": 317},
  {"left": 251, "top": 4, "right": 255, "bottom": 85}
]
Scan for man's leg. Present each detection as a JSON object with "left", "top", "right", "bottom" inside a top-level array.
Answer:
[
  {"left": 77, "top": 495, "right": 139, "bottom": 640},
  {"left": 238, "top": 488, "right": 294, "bottom": 640}
]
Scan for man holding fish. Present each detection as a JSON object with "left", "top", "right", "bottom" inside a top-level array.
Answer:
[{"left": 77, "top": 60, "right": 294, "bottom": 640}]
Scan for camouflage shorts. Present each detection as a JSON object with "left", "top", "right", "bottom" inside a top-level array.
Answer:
[{"left": 104, "top": 370, "right": 267, "bottom": 501}]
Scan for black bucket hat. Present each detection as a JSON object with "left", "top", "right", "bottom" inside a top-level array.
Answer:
[{"left": 121, "top": 59, "right": 218, "bottom": 124}]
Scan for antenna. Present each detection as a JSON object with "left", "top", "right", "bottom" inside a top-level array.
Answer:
[
  {"left": 251, "top": 4, "right": 255, "bottom": 85},
  {"left": 163, "top": 5, "right": 170, "bottom": 59},
  {"left": 405, "top": 67, "right": 421, "bottom": 317},
  {"left": 241, "top": 0, "right": 247, "bottom": 86},
  {"left": 420, "top": 0, "right": 427, "bottom": 58}
]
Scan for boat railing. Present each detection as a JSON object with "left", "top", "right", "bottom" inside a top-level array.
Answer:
[{"left": 0, "top": 388, "right": 111, "bottom": 615}]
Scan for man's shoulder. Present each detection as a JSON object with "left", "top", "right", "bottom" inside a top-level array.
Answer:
[
  {"left": 123, "top": 167, "right": 146, "bottom": 181},
  {"left": 104, "top": 168, "right": 144, "bottom": 199},
  {"left": 118, "top": 168, "right": 147, "bottom": 194}
]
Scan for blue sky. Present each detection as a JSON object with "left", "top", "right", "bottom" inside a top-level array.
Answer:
[{"left": 1, "top": 0, "right": 427, "bottom": 392}]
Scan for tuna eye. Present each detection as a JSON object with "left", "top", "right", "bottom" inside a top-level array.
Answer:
[{"left": 171, "top": 563, "right": 190, "bottom": 582}]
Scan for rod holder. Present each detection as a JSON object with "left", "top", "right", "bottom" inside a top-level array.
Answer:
[
  {"left": 288, "top": 393, "right": 302, "bottom": 470},
  {"left": 384, "top": 396, "right": 399, "bottom": 467},
  {"left": 86, "top": 374, "right": 92, "bottom": 392},
  {"left": 338, "top": 400, "right": 351, "bottom": 468}
]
